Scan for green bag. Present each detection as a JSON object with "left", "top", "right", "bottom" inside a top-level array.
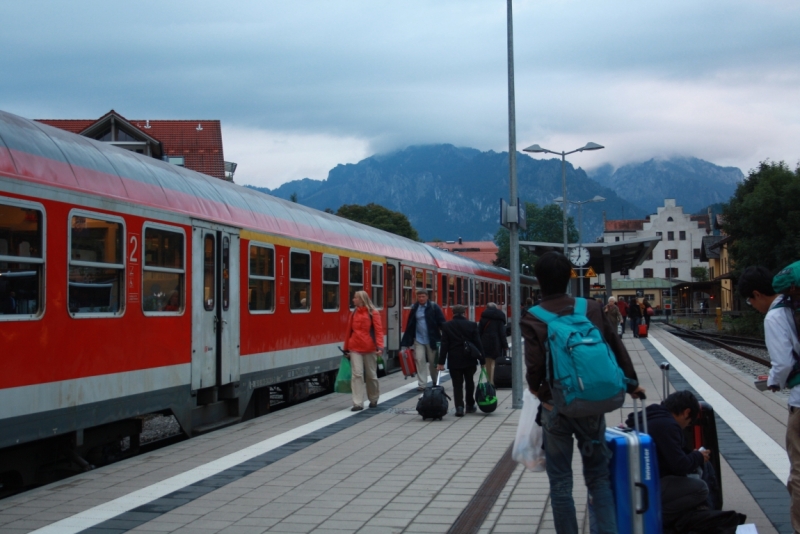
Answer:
[
  {"left": 475, "top": 367, "right": 498, "bottom": 413},
  {"left": 774, "top": 261, "right": 800, "bottom": 294},
  {"left": 377, "top": 355, "right": 386, "bottom": 378},
  {"left": 334, "top": 357, "right": 352, "bottom": 394}
]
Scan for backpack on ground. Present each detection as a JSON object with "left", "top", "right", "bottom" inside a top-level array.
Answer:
[{"left": 530, "top": 298, "right": 626, "bottom": 418}]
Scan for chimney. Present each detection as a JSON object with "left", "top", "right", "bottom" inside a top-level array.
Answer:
[{"left": 458, "top": 237, "right": 462, "bottom": 245}]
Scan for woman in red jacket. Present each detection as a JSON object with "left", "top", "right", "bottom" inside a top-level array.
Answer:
[{"left": 343, "top": 290, "right": 384, "bottom": 411}]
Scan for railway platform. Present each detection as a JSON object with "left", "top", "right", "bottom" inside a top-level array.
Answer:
[{"left": 0, "top": 325, "right": 792, "bottom": 534}]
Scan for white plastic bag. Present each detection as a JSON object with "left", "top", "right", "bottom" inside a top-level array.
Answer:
[{"left": 512, "top": 389, "right": 546, "bottom": 471}]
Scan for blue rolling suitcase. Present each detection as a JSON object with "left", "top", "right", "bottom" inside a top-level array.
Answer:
[{"left": 605, "top": 398, "right": 662, "bottom": 534}]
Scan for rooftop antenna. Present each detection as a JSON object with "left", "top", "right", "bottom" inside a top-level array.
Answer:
[
  {"left": 196, "top": 123, "right": 203, "bottom": 131},
  {"left": 144, "top": 120, "right": 151, "bottom": 129}
]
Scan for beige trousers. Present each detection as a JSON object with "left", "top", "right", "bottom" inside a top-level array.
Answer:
[
  {"left": 787, "top": 406, "right": 800, "bottom": 532},
  {"left": 413, "top": 342, "right": 439, "bottom": 388},
  {"left": 350, "top": 352, "right": 380, "bottom": 406}
]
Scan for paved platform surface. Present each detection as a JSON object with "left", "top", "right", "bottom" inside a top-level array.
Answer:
[{"left": 0, "top": 325, "right": 791, "bottom": 533}]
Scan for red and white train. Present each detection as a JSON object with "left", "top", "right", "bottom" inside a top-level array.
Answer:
[{"left": 0, "top": 110, "right": 536, "bottom": 487}]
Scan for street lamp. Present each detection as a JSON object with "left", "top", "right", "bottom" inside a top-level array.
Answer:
[
  {"left": 554, "top": 195, "right": 605, "bottom": 296},
  {"left": 667, "top": 250, "right": 674, "bottom": 324},
  {"left": 523, "top": 142, "right": 605, "bottom": 260}
]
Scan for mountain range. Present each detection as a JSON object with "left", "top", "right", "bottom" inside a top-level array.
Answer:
[{"left": 246, "top": 145, "right": 744, "bottom": 242}]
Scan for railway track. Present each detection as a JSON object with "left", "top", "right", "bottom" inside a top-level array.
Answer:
[{"left": 664, "top": 323, "right": 771, "bottom": 367}]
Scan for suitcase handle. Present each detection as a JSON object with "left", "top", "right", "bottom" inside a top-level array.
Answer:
[
  {"left": 635, "top": 482, "right": 649, "bottom": 514},
  {"left": 632, "top": 396, "right": 648, "bottom": 435}
]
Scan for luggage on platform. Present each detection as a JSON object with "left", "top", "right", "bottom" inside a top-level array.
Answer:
[
  {"left": 606, "top": 396, "right": 662, "bottom": 534},
  {"left": 493, "top": 354, "right": 512, "bottom": 388},
  {"left": 638, "top": 323, "right": 648, "bottom": 337},
  {"left": 475, "top": 367, "right": 498, "bottom": 413},
  {"left": 398, "top": 347, "right": 417, "bottom": 379},
  {"left": 416, "top": 369, "right": 450, "bottom": 420}
]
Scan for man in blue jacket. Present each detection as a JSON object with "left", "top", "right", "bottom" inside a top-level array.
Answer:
[
  {"left": 401, "top": 290, "right": 446, "bottom": 390},
  {"left": 633, "top": 390, "right": 710, "bottom": 525}
]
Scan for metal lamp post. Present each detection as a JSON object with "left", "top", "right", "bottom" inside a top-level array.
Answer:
[
  {"left": 522, "top": 143, "right": 605, "bottom": 263},
  {"left": 554, "top": 195, "right": 605, "bottom": 296},
  {"left": 667, "top": 250, "right": 673, "bottom": 323}
]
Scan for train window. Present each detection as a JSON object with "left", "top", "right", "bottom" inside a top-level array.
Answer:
[
  {"left": 491, "top": 283, "right": 497, "bottom": 304},
  {"left": 499, "top": 284, "right": 506, "bottom": 305},
  {"left": 480, "top": 281, "right": 486, "bottom": 306},
  {"left": 403, "top": 267, "right": 413, "bottom": 307},
  {"left": 448, "top": 275, "right": 455, "bottom": 306},
  {"left": 142, "top": 225, "right": 185, "bottom": 314},
  {"left": 426, "top": 272, "right": 433, "bottom": 301},
  {"left": 68, "top": 212, "right": 124, "bottom": 316},
  {"left": 0, "top": 200, "right": 44, "bottom": 319},
  {"left": 386, "top": 264, "right": 396, "bottom": 308},
  {"left": 441, "top": 274, "right": 448, "bottom": 306},
  {"left": 462, "top": 277, "right": 468, "bottom": 306},
  {"left": 455, "top": 277, "right": 462, "bottom": 305},
  {"left": 322, "top": 255, "right": 339, "bottom": 311},
  {"left": 415, "top": 269, "right": 424, "bottom": 291},
  {"left": 371, "top": 263, "right": 384, "bottom": 309},
  {"left": 290, "top": 250, "right": 311, "bottom": 311},
  {"left": 203, "top": 235, "right": 215, "bottom": 311},
  {"left": 349, "top": 260, "right": 363, "bottom": 308},
  {"left": 249, "top": 244, "right": 275, "bottom": 313}
]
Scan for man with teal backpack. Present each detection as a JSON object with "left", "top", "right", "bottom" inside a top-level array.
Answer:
[{"left": 521, "top": 252, "right": 645, "bottom": 534}]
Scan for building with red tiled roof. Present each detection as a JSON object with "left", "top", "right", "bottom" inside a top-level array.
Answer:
[
  {"left": 425, "top": 239, "right": 498, "bottom": 265},
  {"left": 37, "top": 110, "right": 235, "bottom": 181}
]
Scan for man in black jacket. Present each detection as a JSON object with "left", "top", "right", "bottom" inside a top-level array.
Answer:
[
  {"left": 401, "top": 290, "right": 447, "bottom": 390},
  {"left": 437, "top": 305, "right": 484, "bottom": 416},
  {"left": 633, "top": 390, "right": 710, "bottom": 525}
]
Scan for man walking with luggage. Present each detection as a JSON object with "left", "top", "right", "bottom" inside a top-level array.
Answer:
[
  {"left": 739, "top": 266, "right": 800, "bottom": 533},
  {"left": 437, "top": 305, "right": 485, "bottom": 416},
  {"left": 522, "top": 252, "right": 645, "bottom": 534},
  {"left": 401, "top": 290, "right": 447, "bottom": 391}
]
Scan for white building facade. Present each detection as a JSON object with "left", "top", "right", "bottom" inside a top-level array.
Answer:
[{"left": 602, "top": 199, "right": 710, "bottom": 282}]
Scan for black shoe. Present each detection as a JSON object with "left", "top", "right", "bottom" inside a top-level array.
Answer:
[
  {"left": 455, "top": 406, "right": 465, "bottom": 417},
  {"left": 368, "top": 402, "right": 377, "bottom": 408},
  {"left": 351, "top": 405, "right": 363, "bottom": 412},
  {"left": 466, "top": 405, "right": 477, "bottom": 414}
]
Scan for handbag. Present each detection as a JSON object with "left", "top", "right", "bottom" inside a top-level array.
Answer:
[
  {"left": 646, "top": 307, "right": 654, "bottom": 316},
  {"left": 463, "top": 339, "right": 482, "bottom": 361},
  {"left": 334, "top": 356, "right": 352, "bottom": 394},
  {"left": 475, "top": 367, "right": 498, "bottom": 413},
  {"left": 512, "top": 389, "right": 545, "bottom": 471}
]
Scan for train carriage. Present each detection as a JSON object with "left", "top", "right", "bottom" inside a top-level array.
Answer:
[{"left": 0, "top": 109, "right": 533, "bottom": 490}]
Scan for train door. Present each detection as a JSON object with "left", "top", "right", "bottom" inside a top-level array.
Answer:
[
  {"left": 385, "top": 260, "right": 401, "bottom": 351},
  {"left": 191, "top": 221, "right": 240, "bottom": 392},
  {"left": 469, "top": 278, "right": 475, "bottom": 321}
]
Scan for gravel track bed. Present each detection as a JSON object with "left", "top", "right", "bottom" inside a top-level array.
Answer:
[{"left": 675, "top": 334, "right": 790, "bottom": 401}]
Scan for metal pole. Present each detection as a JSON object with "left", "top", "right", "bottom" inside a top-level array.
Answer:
[
  {"left": 578, "top": 203, "right": 584, "bottom": 297},
  {"left": 506, "top": 0, "right": 523, "bottom": 410},
  {"left": 668, "top": 254, "right": 672, "bottom": 324},
  {"left": 561, "top": 153, "right": 568, "bottom": 257}
]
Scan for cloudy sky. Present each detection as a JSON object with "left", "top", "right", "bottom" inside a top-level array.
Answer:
[{"left": 2, "top": 1, "right": 798, "bottom": 188}]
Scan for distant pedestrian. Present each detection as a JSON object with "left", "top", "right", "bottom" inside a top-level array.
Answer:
[
  {"left": 2, "top": 291, "right": 16, "bottom": 314},
  {"left": 643, "top": 299, "right": 653, "bottom": 329},
  {"left": 617, "top": 297, "right": 629, "bottom": 335},
  {"left": 401, "top": 289, "right": 446, "bottom": 391},
  {"left": 343, "top": 291, "right": 384, "bottom": 411},
  {"left": 479, "top": 303, "right": 506, "bottom": 385},
  {"left": 629, "top": 297, "right": 643, "bottom": 337},
  {"left": 438, "top": 305, "right": 485, "bottom": 417},
  {"left": 521, "top": 252, "right": 644, "bottom": 533},
  {"left": 739, "top": 266, "right": 800, "bottom": 532},
  {"left": 604, "top": 297, "right": 622, "bottom": 335}
]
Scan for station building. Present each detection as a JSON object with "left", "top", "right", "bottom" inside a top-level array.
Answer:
[
  {"left": 426, "top": 238, "right": 499, "bottom": 265},
  {"left": 36, "top": 109, "right": 237, "bottom": 181}
]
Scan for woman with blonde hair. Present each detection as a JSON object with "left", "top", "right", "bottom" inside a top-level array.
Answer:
[{"left": 343, "top": 290, "right": 384, "bottom": 411}]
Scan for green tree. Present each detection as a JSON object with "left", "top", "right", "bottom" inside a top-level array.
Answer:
[
  {"left": 336, "top": 203, "right": 420, "bottom": 241},
  {"left": 691, "top": 266, "right": 709, "bottom": 282},
  {"left": 721, "top": 161, "right": 800, "bottom": 273},
  {"left": 494, "top": 203, "right": 578, "bottom": 270}
]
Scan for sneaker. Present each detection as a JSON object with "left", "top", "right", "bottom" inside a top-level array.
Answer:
[
  {"left": 369, "top": 402, "right": 377, "bottom": 408},
  {"left": 466, "top": 405, "right": 477, "bottom": 414},
  {"left": 455, "top": 406, "right": 465, "bottom": 417},
  {"left": 351, "top": 405, "right": 363, "bottom": 412}
]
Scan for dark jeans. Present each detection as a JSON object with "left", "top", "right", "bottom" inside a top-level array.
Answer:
[
  {"left": 661, "top": 475, "right": 709, "bottom": 524},
  {"left": 542, "top": 408, "right": 617, "bottom": 534},
  {"left": 620, "top": 316, "right": 626, "bottom": 333},
  {"left": 450, "top": 366, "right": 476, "bottom": 408},
  {"left": 631, "top": 317, "right": 640, "bottom": 337}
]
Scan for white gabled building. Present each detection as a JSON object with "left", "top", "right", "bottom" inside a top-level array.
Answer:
[{"left": 602, "top": 199, "right": 712, "bottom": 282}]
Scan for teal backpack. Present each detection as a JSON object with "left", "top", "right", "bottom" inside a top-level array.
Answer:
[{"left": 530, "top": 298, "right": 626, "bottom": 418}]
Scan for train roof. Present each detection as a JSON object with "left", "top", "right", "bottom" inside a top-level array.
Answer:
[{"left": 0, "top": 110, "right": 509, "bottom": 278}]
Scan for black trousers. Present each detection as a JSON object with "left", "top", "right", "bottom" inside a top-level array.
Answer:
[{"left": 450, "top": 366, "right": 477, "bottom": 408}]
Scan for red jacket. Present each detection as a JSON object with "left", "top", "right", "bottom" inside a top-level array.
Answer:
[{"left": 344, "top": 307, "right": 384, "bottom": 353}]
